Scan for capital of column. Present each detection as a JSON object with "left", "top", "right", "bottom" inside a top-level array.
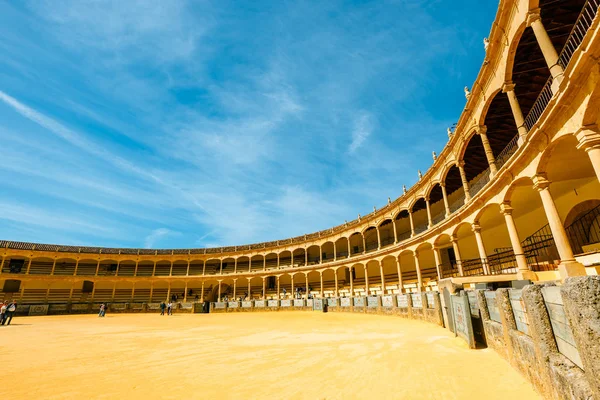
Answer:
[
  {"left": 457, "top": 160, "right": 466, "bottom": 168},
  {"left": 526, "top": 9, "right": 541, "bottom": 27},
  {"left": 471, "top": 223, "right": 481, "bottom": 233},
  {"left": 502, "top": 81, "right": 516, "bottom": 93},
  {"left": 475, "top": 125, "right": 488, "bottom": 136},
  {"left": 439, "top": 182, "right": 446, "bottom": 188},
  {"left": 450, "top": 234, "right": 459, "bottom": 243},
  {"left": 575, "top": 125, "right": 600, "bottom": 151},
  {"left": 532, "top": 173, "right": 551, "bottom": 192},
  {"left": 500, "top": 202, "right": 514, "bottom": 216}
]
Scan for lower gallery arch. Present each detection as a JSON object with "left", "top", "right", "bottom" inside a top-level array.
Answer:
[
  {"left": 476, "top": 203, "right": 518, "bottom": 275},
  {"left": 452, "top": 222, "right": 482, "bottom": 276},
  {"left": 434, "top": 234, "right": 457, "bottom": 279},
  {"left": 381, "top": 255, "right": 399, "bottom": 294},
  {"left": 398, "top": 250, "right": 417, "bottom": 293},
  {"left": 306, "top": 270, "right": 320, "bottom": 298},
  {"left": 415, "top": 243, "right": 438, "bottom": 290},
  {"left": 365, "top": 260, "right": 381, "bottom": 296},
  {"left": 278, "top": 274, "right": 292, "bottom": 298},
  {"left": 351, "top": 263, "right": 365, "bottom": 297},
  {"left": 248, "top": 276, "right": 262, "bottom": 300},
  {"left": 321, "top": 269, "right": 336, "bottom": 297}
]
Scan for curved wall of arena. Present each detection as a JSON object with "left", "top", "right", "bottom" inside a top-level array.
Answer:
[{"left": 1, "top": 0, "right": 600, "bottom": 305}]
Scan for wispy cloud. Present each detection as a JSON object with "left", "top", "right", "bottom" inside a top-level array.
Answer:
[
  {"left": 349, "top": 111, "right": 375, "bottom": 153},
  {"left": 144, "top": 228, "right": 179, "bottom": 249}
]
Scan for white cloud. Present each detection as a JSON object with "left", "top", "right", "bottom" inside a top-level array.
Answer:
[
  {"left": 144, "top": 228, "right": 178, "bottom": 249},
  {"left": 349, "top": 111, "right": 375, "bottom": 153}
]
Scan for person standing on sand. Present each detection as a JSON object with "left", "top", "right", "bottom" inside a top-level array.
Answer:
[
  {"left": 2, "top": 301, "right": 16, "bottom": 325},
  {"left": 0, "top": 301, "right": 7, "bottom": 324},
  {"left": 160, "top": 301, "right": 166, "bottom": 315},
  {"left": 98, "top": 303, "right": 106, "bottom": 317},
  {"left": 167, "top": 301, "right": 173, "bottom": 315}
]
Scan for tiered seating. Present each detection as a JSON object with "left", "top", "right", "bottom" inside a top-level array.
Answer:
[
  {"left": 151, "top": 288, "right": 168, "bottom": 302},
  {"left": 28, "top": 261, "right": 53, "bottom": 275},
  {"left": 132, "top": 288, "right": 151, "bottom": 302},
  {"left": 21, "top": 288, "right": 47, "bottom": 304},
  {"left": 53, "top": 262, "right": 76, "bottom": 276},
  {"left": 188, "top": 263, "right": 204, "bottom": 276},
  {"left": 93, "top": 289, "right": 113, "bottom": 302},
  {"left": 47, "top": 289, "right": 71, "bottom": 303},
  {"left": 76, "top": 262, "right": 98, "bottom": 276},
  {"left": 171, "top": 263, "right": 188, "bottom": 276},
  {"left": 118, "top": 264, "right": 136, "bottom": 276},
  {"left": 114, "top": 288, "right": 133, "bottom": 302},
  {"left": 154, "top": 263, "right": 171, "bottom": 276},
  {"left": 136, "top": 264, "right": 154, "bottom": 276}
]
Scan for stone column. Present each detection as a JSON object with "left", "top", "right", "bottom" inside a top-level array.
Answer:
[
  {"left": 392, "top": 219, "right": 398, "bottom": 243},
  {"left": 527, "top": 10, "right": 564, "bottom": 89},
  {"left": 457, "top": 161, "right": 471, "bottom": 201},
  {"left": 26, "top": 258, "right": 32, "bottom": 274},
  {"left": 234, "top": 258, "right": 237, "bottom": 274},
  {"left": 414, "top": 251, "right": 423, "bottom": 292},
  {"left": 219, "top": 259, "right": 223, "bottom": 274},
  {"left": 533, "top": 174, "right": 586, "bottom": 279},
  {"left": 152, "top": 261, "right": 156, "bottom": 276},
  {"left": 305, "top": 274, "right": 309, "bottom": 299},
  {"left": 276, "top": 276, "right": 280, "bottom": 299},
  {"left": 334, "top": 271, "right": 338, "bottom": 297},
  {"left": 472, "top": 223, "right": 490, "bottom": 274},
  {"left": 290, "top": 252, "right": 294, "bottom": 267},
  {"left": 333, "top": 242, "right": 337, "bottom": 261},
  {"left": 262, "top": 278, "right": 266, "bottom": 300},
  {"left": 450, "top": 235, "right": 464, "bottom": 276},
  {"left": 347, "top": 237, "right": 351, "bottom": 256},
  {"left": 349, "top": 266, "right": 354, "bottom": 297},
  {"left": 165, "top": 283, "right": 170, "bottom": 303},
  {"left": 200, "top": 282, "right": 205, "bottom": 302},
  {"left": 233, "top": 279, "right": 237, "bottom": 299},
  {"left": 502, "top": 82, "right": 528, "bottom": 139},
  {"left": 263, "top": 257, "right": 266, "bottom": 271},
  {"left": 408, "top": 211, "right": 416, "bottom": 237},
  {"left": 319, "top": 245, "right": 323, "bottom": 264},
  {"left": 433, "top": 247, "right": 442, "bottom": 280},
  {"left": 576, "top": 125, "right": 600, "bottom": 183},
  {"left": 425, "top": 198, "right": 433, "bottom": 228},
  {"left": 500, "top": 202, "right": 535, "bottom": 280},
  {"left": 376, "top": 227, "right": 382, "bottom": 250},
  {"left": 440, "top": 183, "right": 451, "bottom": 217},
  {"left": 362, "top": 234, "right": 366, "bottom": 254},
  {"left": 186, "top": 261, "right": 190, "bottom": 276},
  {"left": 111, "top": 282, "right": 117, "bottom": 302},
  {"left": 476, "top": 125, "right": 498, "bottom": 176},
  {"left": 74, "top": 259, "right": 80, "bottom": 276},
  {"left": 217, "top": 281, "right": 222, "bottom": 301},
  {"left": 319, "top": 272, "right": 324, "bottom": 298},
  {"left": 291, "top": 274, "right": 294, "bottom": 298},
  {"left": 95, "top": 260, "right": 100, "bottom": 276},
  {"left": 395, "top": 257, "right": 403, "bottom": 293},
  {"left": 169, "top": 261, "right": 173, "bottom": 276},
  {"left": 0, "top": 255, "right": 5, "bottom": 275},
  {"left": 364, "top": 265, "right": 369, "bottom": 296},
  {"left": 277, "top": 253, "right": 280, "bottom": 269},
  {"left": 379, "top": 261, "right": 386, "bottom": 294},
  {"left": 202, "top": 261, "right": 206, "bottom": 275},
  {"left": 183, "top": 282, "right": 188, "bottom": 302},
  {"left": 50, "top": 258, "right": 57, "bottom": 275},
  {"left": 305, "top": 249, "right": 308, "bottom": 266},
  {"left": 247, "top": 279, "right": 251, "bottom": 299}
]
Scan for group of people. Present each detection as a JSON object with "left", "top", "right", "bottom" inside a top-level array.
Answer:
[
  {"left": 0, "top": 300, "right": 17, "bottom": 325},
  {"left": 160, "top": 302, "right": 173, "bottom": 315}
]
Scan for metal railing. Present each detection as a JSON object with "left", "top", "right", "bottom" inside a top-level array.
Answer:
[
  {"left": 448, "top": 193, "right": 466, "bottom": 214},
  {"left": 461, "top": 258, "right": 485, "bottom": 276},
  {"left": 524, "top": 78, "right": 554, "bottom": 131},
  {"left": 494, "top": 134, "right": 519, "bottom": 170},
  {"left": 468, "top": 168, "right": 491, "bottom": 198},
  {"left": 565, "top": 204, "right": 600, "bottom": 255},
  {"left": 487, "top": 249, "right": 519, "bottom": 275},
  {"left": 439, "top": 262, "right": 460, "bottom": 279},
  {"left": 558, "top": 0, "right": 600, "bottom": 69}
]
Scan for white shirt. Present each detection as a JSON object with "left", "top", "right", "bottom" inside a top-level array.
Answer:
[{"left": 0, "top": 305, "right": 6, "bottom": 314}]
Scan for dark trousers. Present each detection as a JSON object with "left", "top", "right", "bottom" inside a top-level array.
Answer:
[{"left": 2, "top": 312, "right": 13, "bottom": 325}]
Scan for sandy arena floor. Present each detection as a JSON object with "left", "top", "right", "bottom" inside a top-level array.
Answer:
[{"left": 0, "top": 312, "right": 539, "bottom": 399}]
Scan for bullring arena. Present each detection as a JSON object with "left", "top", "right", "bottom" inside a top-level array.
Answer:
[{"left": 2, "top": 0, "right": 600, "bottom": 399}]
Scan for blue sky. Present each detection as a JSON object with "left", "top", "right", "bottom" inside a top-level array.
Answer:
[{"left": 0, "top": 0, "right": 498, "bottom": 249}]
